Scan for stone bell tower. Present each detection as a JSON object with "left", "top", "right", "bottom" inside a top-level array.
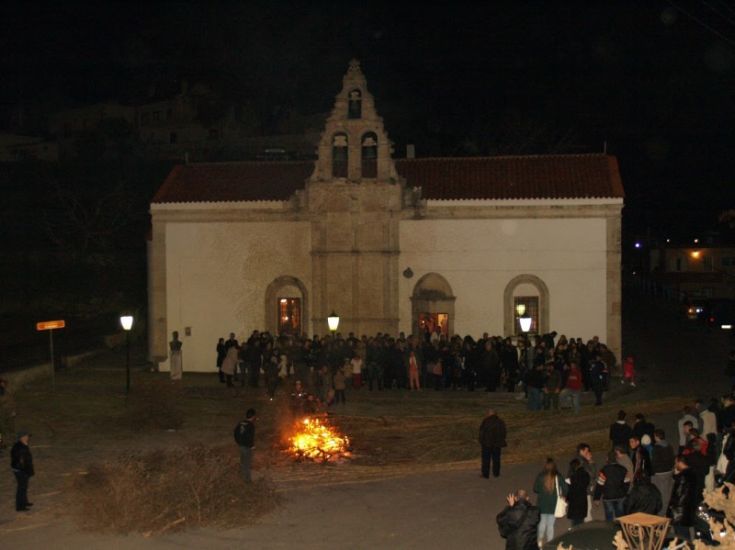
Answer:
[{"left": 307, "top": 60, "right": 403, "bottom": 336}]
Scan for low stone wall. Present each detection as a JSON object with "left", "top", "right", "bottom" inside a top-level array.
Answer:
[
  {"left": 2, "top": 349, "right": 104, "bottom": 390},
  {"left": 3, "top": 362, "right": 53, "bottom": 389}
]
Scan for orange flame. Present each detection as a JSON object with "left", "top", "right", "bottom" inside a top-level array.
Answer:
[{"left": 288, "top": 417, "right": 351, "bottom": 462}]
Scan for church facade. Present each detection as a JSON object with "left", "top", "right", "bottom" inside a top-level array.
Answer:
[{"left": 148, "top": 60, "right": 624, "bottom": 372}]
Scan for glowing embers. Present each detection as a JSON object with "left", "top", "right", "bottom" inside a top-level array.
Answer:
[{"left": 288, "top": 416, "right": 351, "bottom": 463}]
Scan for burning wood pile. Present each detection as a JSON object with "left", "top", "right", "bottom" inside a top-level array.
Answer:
[{"left": 287, "top": 416, "right": 352, "bottom": 463}]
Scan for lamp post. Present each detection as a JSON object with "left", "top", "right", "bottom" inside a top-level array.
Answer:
[
  {"left": 120, "top": 315, "right": 134, "bottom": 394},
  {"left": 327, "top": 311, "right": 340, "bottom": 336}
]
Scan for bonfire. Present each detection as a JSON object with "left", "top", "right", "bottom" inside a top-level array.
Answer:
[{"left": 288, "top": 416, "right": 352, "bottom": 463}]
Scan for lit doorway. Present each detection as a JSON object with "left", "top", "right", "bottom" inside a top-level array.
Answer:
[
  {"left": 277, "top": 297, "right": 301, "bottom": 335},
  {"left": 418, "top": 312, "right": 449, "bottom": 339}
]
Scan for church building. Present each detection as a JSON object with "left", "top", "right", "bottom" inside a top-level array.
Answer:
[{"left": 148, "top": 60, "right": 624, "bottom": 372}]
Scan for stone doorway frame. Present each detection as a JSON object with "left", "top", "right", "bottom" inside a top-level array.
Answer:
[
  {"left": 411, "top": 273, "right": 456, "bottom": 337},
  {"left": 265, "top": 276, "right": 308, "bottom": 336}
]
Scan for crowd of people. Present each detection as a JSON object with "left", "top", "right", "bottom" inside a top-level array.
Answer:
[
  {"left": 211, "top": 328, "right": 624, "bottom": 412},
  {"left": 494, "top": 395, "right": 735, "bottom": 548}
]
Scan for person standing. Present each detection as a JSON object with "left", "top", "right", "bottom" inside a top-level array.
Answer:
[
  {"left": 11, "top": 431, "right": 34, "bottom": 512},
  {"left": 651, "top": 429, "right": 675, "bottom": 516},
  {"left": 224, "top": 332, "right": 239, "bottom": 351},
  {"left": 570, "top": 443, "right": 597, "bottom": 523},
  {"left": 234, "top": 409, "right": 256, "bottom": 482},
  {"left": 622, "top": 355, "right": 636, "bottom": 387},
  {"left": 350, "top": 354, "right": 363, "bottom": 390},
  {"left": 479, "top": 408, "right": 507, "bottom": 478},
  {"left": 667, "top": 454, "right": 698, "bottom": 541},
  {"left": 216, "top": 338, "right": 226, "bottom": 383},
  {"left": 333, "top": 366, "right": 346, "bottom": 405},
  {"left": 563, "top": 362, "right": 583, "bottom": 414},
  {"left": 566, "top": 458, "right": 590, "bottom": 527},
  {"left": 533, "top": 458, "right": 568, "bottom": 547},
  {"left": 169, "top": 331, "right": 183, "bottom": 381},
  {"left": 589, "top": 355, "right": 605, "bottom": 406},
  {"left": 677, "top": 406, "right": 699, "bottom": 453},
  {"left": 542, "top": 363, "right": 561, "bottom": 411},
  {"left": 221, "top": 344, "right": 239, "bottom": 394},
  {"left": 593, "top": 448, "right": 630, "bottom": 521},
  {"left": 632, "top": 413, "right": 655, "bottom": 442},
  {"left": 609, "top": 410, "right": 632, "bottom": 450},
  {"left": 525, "top": 363, "right": 545, "bottom": 411},
  {"left": 496, "top": 490, "right": 541, "bottom": 550},
  {"left": 407, "top": 350, "right": 420, "bottom": 390},
  {"left": 629, "top": 435, "right": 653, "bottom": 483}
]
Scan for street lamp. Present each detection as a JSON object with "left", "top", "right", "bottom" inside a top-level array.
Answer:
[
  {"left": 515, "top": 303, "right": 532, "bottom": 333},
  {"left": 327, "top": 311, "right": 340, "bottom": 335},
  {"left": 519, "top": 317, "right": 532, "bottom": 333},
  {"left": 120, "top": 314, "right": 134, "bottom": 394}
]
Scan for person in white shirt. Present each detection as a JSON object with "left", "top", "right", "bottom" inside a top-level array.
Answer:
[
  {"left": 696, "top": 399, "right": 717, "bottom": 438},
  {"left": 696, "top": 399, "right": 718, "bottom": 490},
  {"left": 350, "top": 355, "right": 363, "bottom": 390}
]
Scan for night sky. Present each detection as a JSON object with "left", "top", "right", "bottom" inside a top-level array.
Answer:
[{"left": 2, "top": 1, "right": 734, "bottom": 240}]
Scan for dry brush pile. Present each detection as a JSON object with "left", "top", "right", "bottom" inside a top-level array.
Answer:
[{"left": 69, "top": 444, "right": 279, "bottom": 535}]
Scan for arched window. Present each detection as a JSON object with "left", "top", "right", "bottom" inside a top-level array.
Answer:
[
  {"left": 348, "top": 89, "right": 362, "bottom": 119},
  {"left": 361, "top": 132, "right": 377, "bottom": 178},
  {"left": 503, "top": 274, "right": 550, "bottom": 336},
  {"left": 332, "top": 133, "right": 348, "bottom": 178}
]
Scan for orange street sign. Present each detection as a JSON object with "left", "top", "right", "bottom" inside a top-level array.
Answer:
[{"left": 36, "top": 320, "right": 65, "bottom": 331}]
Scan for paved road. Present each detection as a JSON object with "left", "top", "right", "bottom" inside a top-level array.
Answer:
[{"left": 1, "top": 462, "right": 589, "bottom": 550}]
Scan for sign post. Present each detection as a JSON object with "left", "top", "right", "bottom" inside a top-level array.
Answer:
[{"left": 36, "top": 320, "right": 65, "bottom": 391}]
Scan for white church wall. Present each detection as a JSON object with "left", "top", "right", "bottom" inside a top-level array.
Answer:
[
  {"left": 161, "top": 220, "right": 311, "bottom": 372},
  {"left": 398, "top": 216, "right": 607, "bottom": 340}
]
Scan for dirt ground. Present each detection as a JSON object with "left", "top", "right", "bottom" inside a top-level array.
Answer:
[{"left": 0, "top": 291, "right": 731, "bottom": 548}]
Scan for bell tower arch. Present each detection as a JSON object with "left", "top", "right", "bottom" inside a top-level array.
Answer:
[{"left": 311, "top": 59, "right": 398, "bottom": 183}]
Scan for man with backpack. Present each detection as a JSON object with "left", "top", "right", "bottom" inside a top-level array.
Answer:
[{"left": 234, "top": 408, "right": 256, "bottom": 482}]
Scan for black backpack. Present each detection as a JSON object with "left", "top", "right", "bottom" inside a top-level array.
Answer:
[{"left": 234, "top": 421, "right": 247, "bottom": 446}]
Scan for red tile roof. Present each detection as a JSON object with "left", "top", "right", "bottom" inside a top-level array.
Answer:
[
  {"left": 151, "top": 154, "right": 623, "bottom": 204},
  {"left": 151, "top": 161, "right": 314, "bottom": 203},
  {"left": 396, "top": 154, "right": 624, "bottom": 200}
]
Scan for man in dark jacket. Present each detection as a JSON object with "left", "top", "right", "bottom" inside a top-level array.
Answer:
[
  {"left": 632, "top": 413, "right": 655, "bottom": 442},
  {"left": 667, "top": 454, "right": 698, "bottom": 541},
  {"left": 479, "top": 408, "right": 507, "bottom": 478},
  {"left": 496, "top": 490, "right": 541, "bottom": 550},
  {"left": 593, "top": 448, "right": 630, "bottom": 520},
  {"left": 623, "top": 476, "right": 662, "bottom": 515},
  {"left": 609, "top": 410, "right": 632, "bottom": 450},
  {"left": 481, "top": 341, "right": 501, "bottom": 392},
  {"left": 10, "top": 430, "right": 34, "bottom": 512},
  {"left": 651, "top": 428, "right": 675, "bottom": 516},
  {"left": 589, "top": 355, "right": 605, "bottom": 405},
  {"left": 234, "top": 409, "right": 256, "bottom": 482}
]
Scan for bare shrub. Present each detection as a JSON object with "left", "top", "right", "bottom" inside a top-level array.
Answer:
[
  {"left": 70, "top": 444, "right": 279, "bottom": 534},
  {"left": 125, "top": 380, "right": 184, "bottom": 431}
]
